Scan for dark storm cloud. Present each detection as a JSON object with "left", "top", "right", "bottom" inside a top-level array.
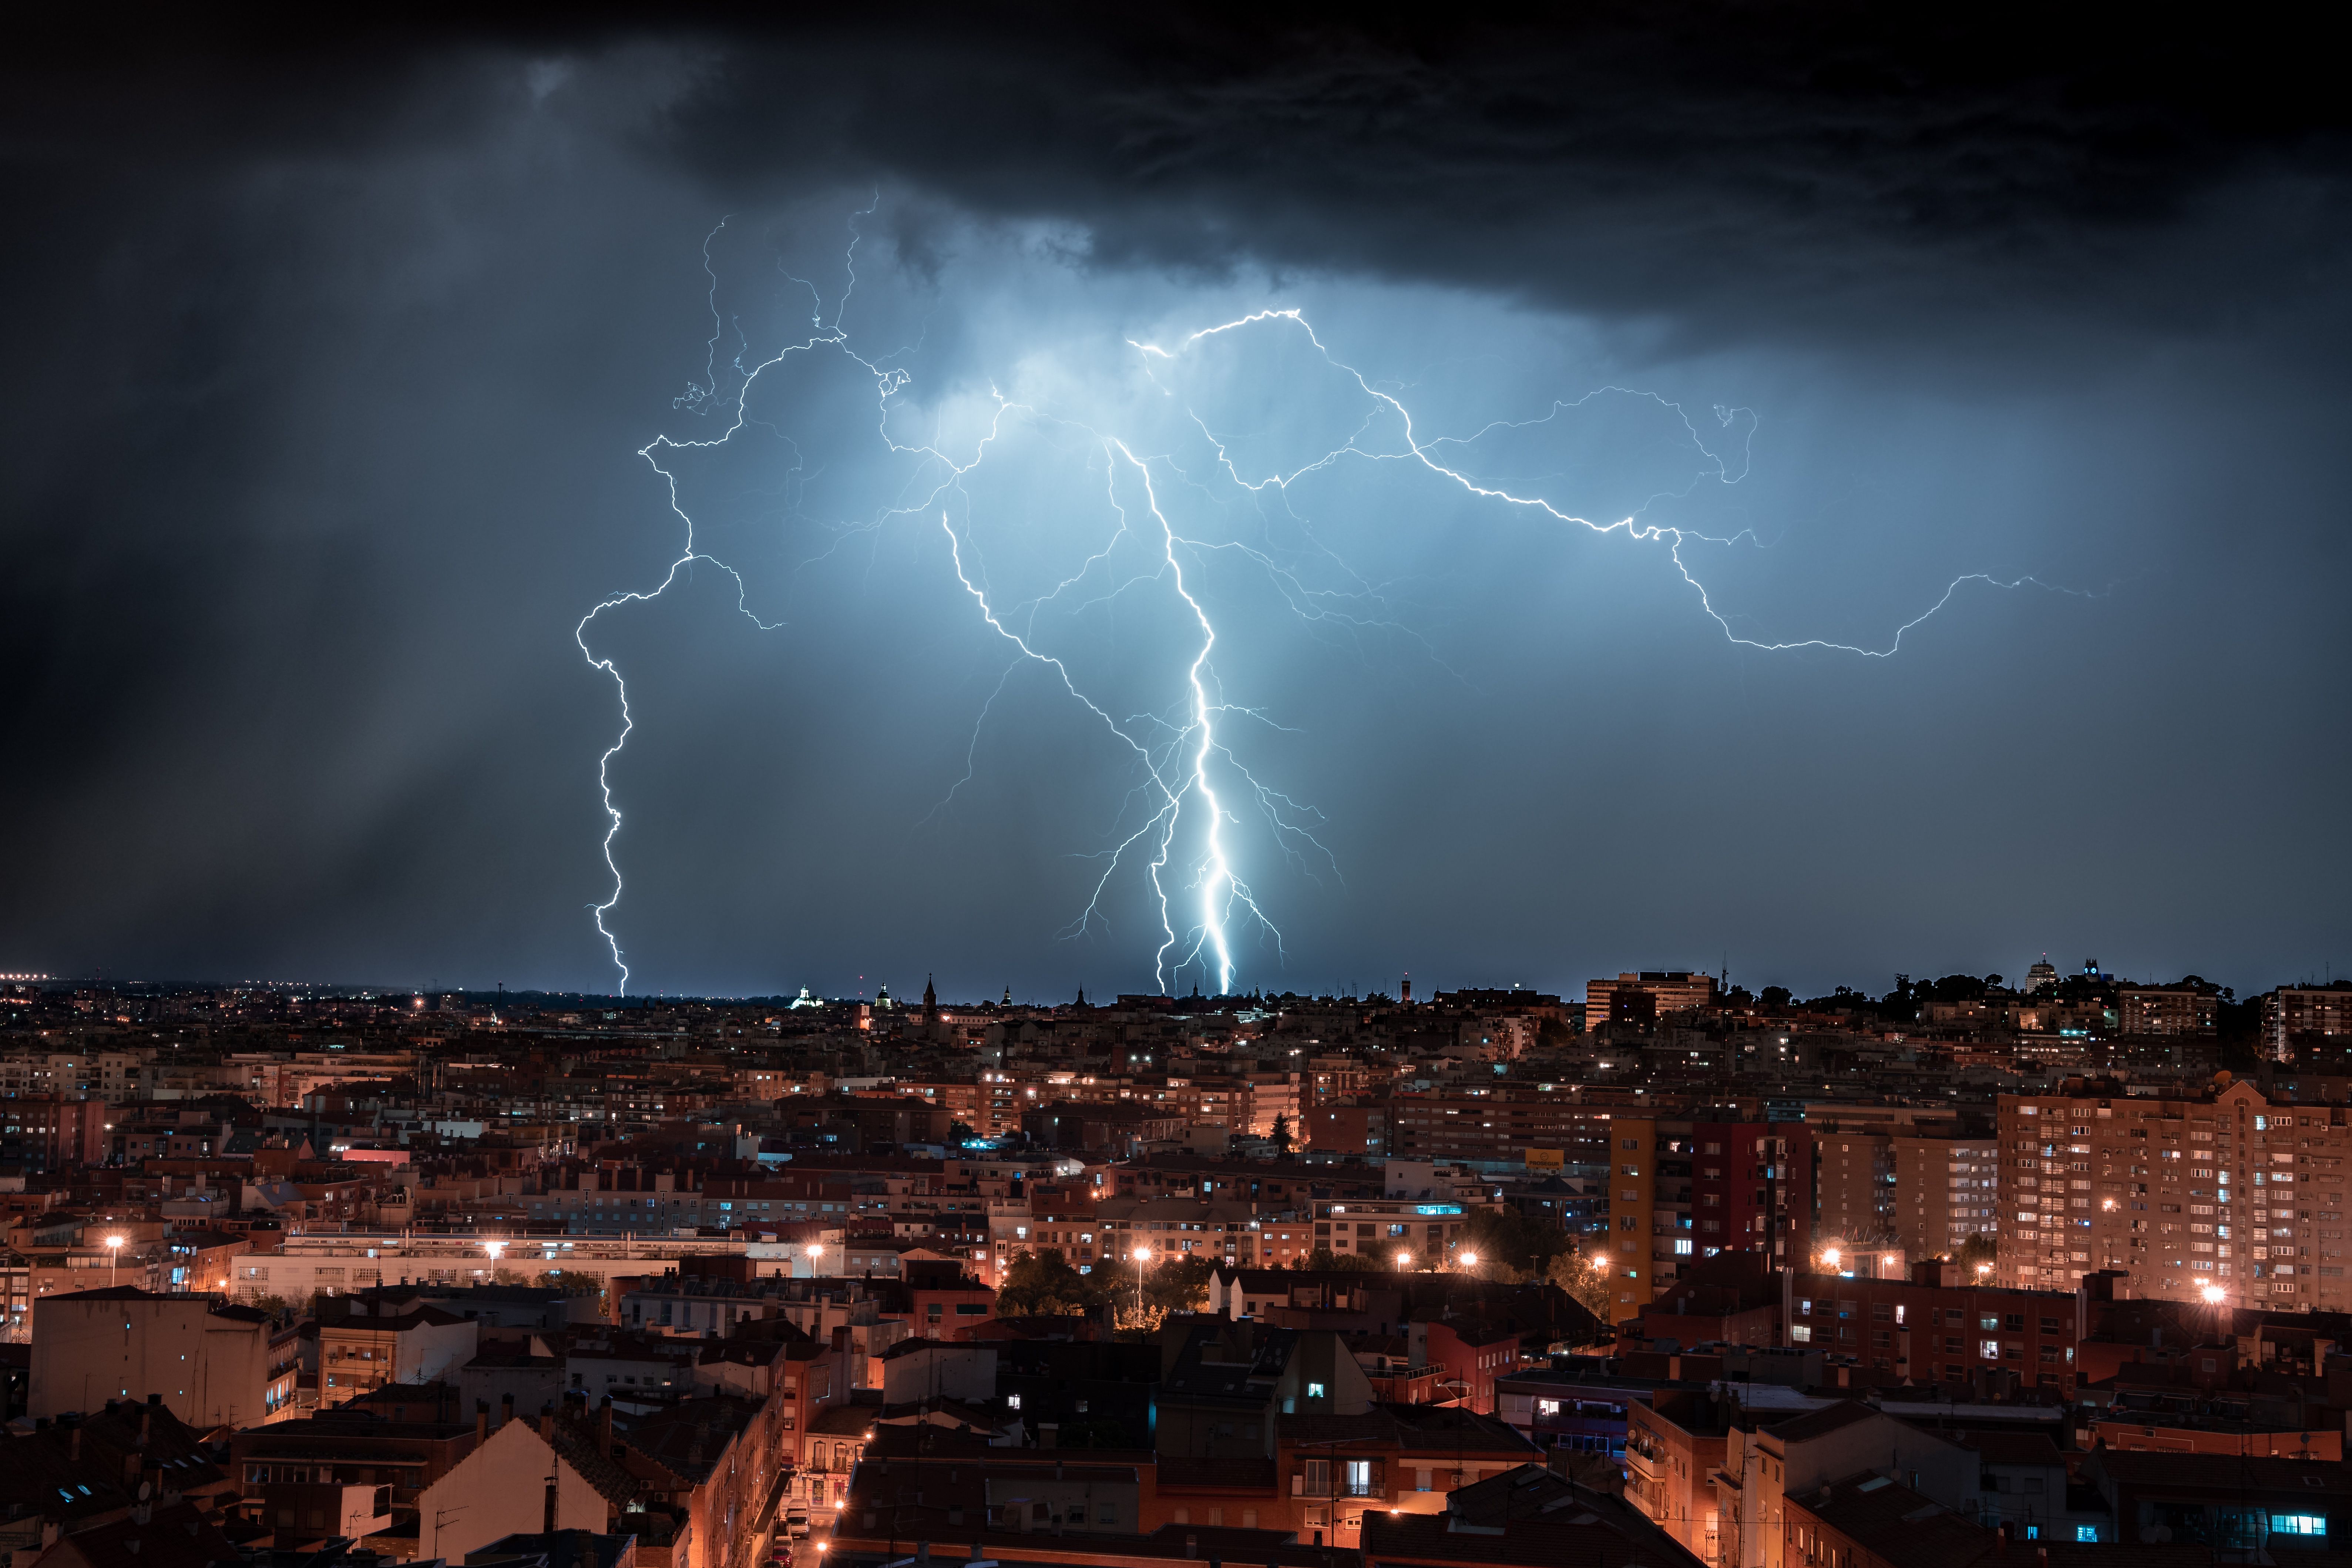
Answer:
[
  {"left": 2, "top": 8, "right": 2348, "bottom": 997},
  {"left": 662, "top": 7, "right": 2352, "bottom": 359},
  {"left": 677, "top": 7, "right": 2352, "bottom": 362},
  {"left": 17, "top": 8, "right": 2352, "bottom": 338}
]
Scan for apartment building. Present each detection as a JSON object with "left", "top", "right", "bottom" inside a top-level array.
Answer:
[
  {"left": 30, "top": 1287, "right": 303, "bottom": 1426},
  {"left": 1779, "top": 1268, "right": 2084, "bottom": 1394},
  {"left": 1996, "top": 1078, "right": 2352, "bottom": 1310},
  {"left": 1387, "top": 1091, "right": 1622, "bottom": 1164},
  {"left": 2271, "top": 982, "right": 2352, "bottom": 1059},
  {"left": 320, "top": 1304, "right": 480, "bottom": 1404},
  {"left": 1308, "top": 1191, "right": 1495, "bottom": 1268},
  {"left": 1715, "top": 1401, "right": 1978, "bottom": 1568},
  {"left": 1813, "top": 1133, "right": 1895, "bottom": 1247},
  {"left": 1892, "top": 1133, "right": 2000, "bottom": 1261},
  {"left": 2117, "top": 986, "right": 2219, "bottom": 1037},
  {"left": 1586, "top": 971, "right": 1720, "bottom": 1028},
  {"left": 1610, "top": 1118, "right": 1814, "bottom": 1315}
]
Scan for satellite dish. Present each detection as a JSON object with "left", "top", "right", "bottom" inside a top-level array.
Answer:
[{"left": 138, "top": 1483, "right": 152, "bottom": 1501}]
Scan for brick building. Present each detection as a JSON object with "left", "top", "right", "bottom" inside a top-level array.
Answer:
[{"left": 1779, "top": 1267, "right": 2085, "bottom": 1394}]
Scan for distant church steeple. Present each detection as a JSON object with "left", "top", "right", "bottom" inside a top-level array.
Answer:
[
  {"left": 1002, "top": 984, "right": 1013, "bottom": 1006},
  {"left": 922, "top": 974, "right": 937, "bottom": 1023}
]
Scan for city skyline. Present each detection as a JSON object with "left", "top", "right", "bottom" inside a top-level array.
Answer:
[{"left": 10, "top": 16, "right": 2352, "bottom": 1568}]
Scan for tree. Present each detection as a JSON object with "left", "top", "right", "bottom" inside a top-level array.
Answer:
[
  {"left": 1459, "top": 1206, "right": 1572, "bottom": 1280},
  {"left": 1953, "top": 1234, "right": 1998, "bottom": 1273},
  {"left": 1301, "top": 1246, "right": 1382, "bottom": 1272},
  {"left": 1142, "top": 1255, "right": 1214, "bottom": 1316},
  {"left": 995, "top": 1248, "right": 1105, "bottom": 1315},
  {"left": 1270, "top": 1113, "right": 1293, "bottom": 1154},
  {"left": 949, "top": 1120, "right": 976, "bottom": 1145},
  {"left": 1548, "top": 1250, "right": 1616, "bottom": 1332}
]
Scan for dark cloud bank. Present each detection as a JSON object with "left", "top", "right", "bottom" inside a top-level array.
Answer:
[{"left": 2, "top": 7, "right": 2347, "bottom": 998}]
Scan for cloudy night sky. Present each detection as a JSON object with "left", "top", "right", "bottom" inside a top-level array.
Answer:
[{"left": 4, "top": 10, "right": 2348, "bottom": 1002}]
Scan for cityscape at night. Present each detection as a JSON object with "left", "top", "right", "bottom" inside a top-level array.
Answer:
[{"left": 6, "top": 10, "right": 2350, "bottom": 1568}]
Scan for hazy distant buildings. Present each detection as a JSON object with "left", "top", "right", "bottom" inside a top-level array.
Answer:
[
  {"left": 2270, "top": 981, "right": 2352, "bottom": 1060},
  {"left": 1585, "top": 970, "right": 1719, "bottom": 1027},
  {"left": 2116, "top": 984, "right": 2219, "bottom": 1036}
]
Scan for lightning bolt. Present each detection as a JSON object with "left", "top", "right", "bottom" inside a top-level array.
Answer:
[
  {"left": 581, "top": 216, "right": 2080, "bottom": 997},
  {"left": 1136, "top": 307, "right": 2083, "bottom": 658},
  {"left": 934, "top": 436, "right": 1290, "bottom": 996}
]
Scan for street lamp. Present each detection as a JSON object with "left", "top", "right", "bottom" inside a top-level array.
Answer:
[
  {"left": 1394, "top": 1250, "right": 1413, "bottom": 1270},
  {"left": 484, "top": 1239, "right": 507, "bottom": 1262},
  {"left": 1458, "top": 1251, "right": 1479, "bottom": 1272},
  {"left": 1131, "top": 1245, "right": 1153, "bottom": 1323},
  {"left": 807, "top": 1243, "right": 826, "bottom": 1275},
  {"left": 105, "top": 1235, "right": 124, "bottom": 1288},
  {"left": 1821, "top": 1247, "right": 1841, "bottom": 1270}
]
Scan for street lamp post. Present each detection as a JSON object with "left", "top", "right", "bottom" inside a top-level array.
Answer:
[
  {"left": 105, "top": 1235, "right": 124, "bottom": 1288},
  {"left": 1132, "top": 1245, "right": 1152, "bottom": 1325}
]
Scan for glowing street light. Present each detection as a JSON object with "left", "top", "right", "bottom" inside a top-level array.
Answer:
[
  {"left": 1394, "top": 1250, "right": 1413, "bottom": 1269},
  {"left": 1820, "top": 1247, "right": 1841, "bottom": 1270},
  {"left": 2201, "top": 1285, "right": 2226, "bottom": 1305},
  {"left": 105, "top": 1235, "right": 124, "bottom": 1289},
  {"left": 483, "top": 1239, "right": 507, "bottom": 1262},
  {"left": 1458, "top": 1252, "right": 1479, "bottom": 1270}
]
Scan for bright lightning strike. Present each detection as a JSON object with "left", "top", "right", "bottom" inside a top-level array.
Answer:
[
  {"left": 579, "top": 217, "right": 2078, "bottom": 997},
  {"left": 1136, "top": 307, "right": 2079, "bottom": 658}
]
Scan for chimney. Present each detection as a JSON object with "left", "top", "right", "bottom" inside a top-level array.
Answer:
[
  {"left": 1185, "top": 1535, "right": 1199, "bottom": 1559},
  {"left": 541, "top": 1407, "right": 557, "bottom": 1440},
  {"left": 544, "top": 1475, "right": 558, "bottom": 1534},
  {"left": 501, "top": 1392, "right": 515, "bottom": 1431},
  {"left": 476, "top": 1401, "right": 490, "bottom": 1445}
]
